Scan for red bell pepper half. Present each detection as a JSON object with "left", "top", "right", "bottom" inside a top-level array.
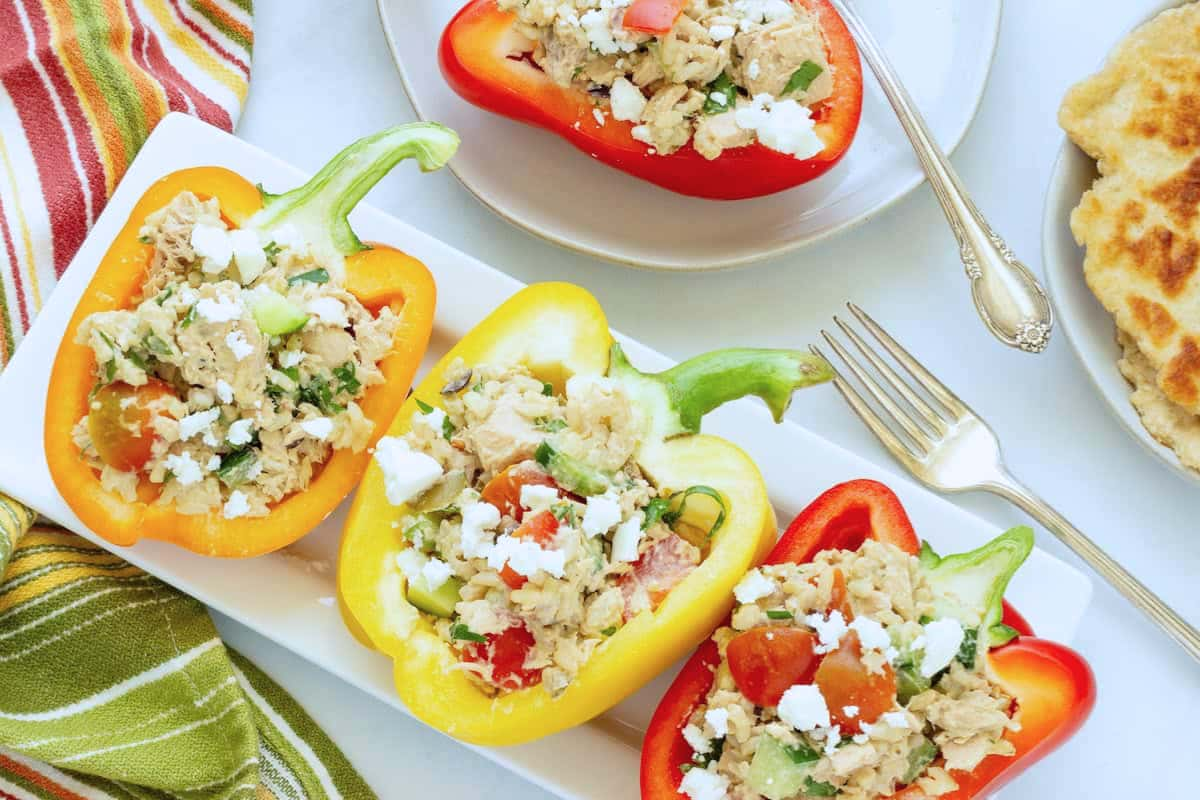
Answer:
[
  {"left": 641, "top": 479, "right": 1095, "bottom": 800},
  {"left": 439, "top": 0, "right": 864, "bottom": 199}
]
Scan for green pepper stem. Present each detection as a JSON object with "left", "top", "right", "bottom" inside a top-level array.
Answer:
[
  {"left": 608, "top": 343, "right": 833, "bottom": 439},
  {"left": 248, "top": 122, "right": 460, "bottom": 256},
  {"left": 921, "top": 526, "right": 1035, "bottom": 633}
]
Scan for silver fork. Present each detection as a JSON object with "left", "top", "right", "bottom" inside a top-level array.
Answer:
[{"left": 813, "top": 303, "right": 1200, "bottom": 664}]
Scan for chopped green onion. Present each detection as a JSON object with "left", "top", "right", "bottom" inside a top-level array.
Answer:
[
  {"left": 449, "top": 623, "right": 486, "bottom": 643},
  {"left": 263, "top": 241, "right": 283, "bottom": 266},
  {"left": 154, "top": 286, "right": 174, "bottom": 306},
  {"left": 783, "top": 60, "right": 824, "bottom": 96},
  {"left": 600, "top": 626, "right": 617, "bottom": 637},
  {"left": 955, "top": 626, "right": 979, "bottom": 669},
  {"left": 124, "top": 350, "right": 149, "bottom": 371},
  {"left": 766, "top": 609, "right": 793, "bottom": 620},
  {"left": 703, "top": 72, "right": 738, "bottom": 114},
  {"left": 471, "top": 382, "right": 484, "bottom": 394},
  {"left": 181, "top": 305, "right": 197, "bottom": 329},
  {"left": 138, "top": 234, "right": 154, "bottom": 245},
  {"left": 281, "top": 366, "right": 302, "bottom": 383},
  {"left": 144, "top": 334, "right": 172, "bottom": 356},
  {"left": 104, "top": 360, "right": 116, "bottom": 383},
  {"left": 287, "top": 268, "right": 330, "bottom": 286},
  {"left": 541, "top": 382, "right": 554, "bottom": 396},
  {"left": 535, "top": 417, "right": 568, "bottom": 433},
  {"left": 442, "top": 415, "right": 456, "bottom": 442},
  {"left": 551, "top": 502, "right": 578, "bottom": 527}
]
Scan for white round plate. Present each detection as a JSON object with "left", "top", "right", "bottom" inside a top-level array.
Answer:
[
  {"left": 1040, "top": 1, "right": 1198, "bottom": 485},
  {"left": 377, "top": 0, "right": 1002, "bottom": 270}
]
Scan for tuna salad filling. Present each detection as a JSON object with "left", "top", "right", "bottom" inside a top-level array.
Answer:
[
  {"left": 71, "top": 191, "right": 399, "bottom": 519},
  {"left": 499, "top": 0, "right": 835, "bottom": 159},
  {"left": 678, "top": 540, "right": 1018, "bottom": 800},
  {"left": 375, "top": 360, "right": 722, "bottom": 696}
]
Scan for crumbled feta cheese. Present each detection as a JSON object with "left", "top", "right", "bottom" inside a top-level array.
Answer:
[
  {"left": 842, "top": 705, "right": 860, "bottom": 719},
  {"left": 190, "top": 224, "right": 232, "bottom": 271},
  {"left": 708, "top": 91, "right": 728, "bottom": 107},
  {"left": 421, "top": 557, "right": 454, "bottom": 591},
  {"left": 488, "top": 534, "right": 566, "bottom": 578},
  {"left": 581, "top": 494, "right": 622, "bottom": 537},
  {"left": 805, "top": 610, "right": 848, "bottom": 654},
  {"left": 227, "top": 418, "right": 254, "bottom": 446},
  {"left": 734, "top": 0, "right": 795, "bottom": 25},
  {"left": 610, "top": 512, "right": 644, "bottom": 563},
  {"left": 215, "top": 379, "right": 234, "bottom": 404},
  {"left": 412, "top": 406, "right": 448, "bottom": 435},
  {"left": 373, "top": 436, "right": 444, "bottom": 506},
  {"left": 880, "top": 711, "right": 910, "bottom": 729},
  {"left": 920, "top": 618, "right": 965, "bottom": 677},
  {"left": 579, "top": 8, "right": 637, "bottom": 55},
  {"left": 735, "top": 94, "right": 825, "bottom": 159},
  {"left": 195, "top": 296, "right": 242, "bottom": 324},
  {"left": 223, "top": 490, "right": 250, "bottom": 519},
  {"left": 279, "top": 349, "right": 304, "bottom": 369},
  {"left": 631, "top": 124, "right": 654, "bottom": 145},
  {"left": 225, "top": 330, "right": 254, "bottom": 361},
  {"left": 206, "top": 455, "right": 221, "bottom": 471},
  {"left": 307, "top": 297, "right": 348, "bottom": 327},
  {"left": 565, "top": 374, "right": 614, "bottom": 399},
  {"left": 704, "top": 708, "right": 729, "bottom": 739},
  {"left": 747, "top": 58, "right": 761, "bottom": 80},
  {"left": 229, "top": 228, "right": 266, "bottom": 284},
  {"left": 460, "top": 501, "right": 501, "bottom": 558},
  {"left": 300, "top": 417, "right": 334, "bottom": 441},
  {"left": 733, "top": 568, "right": 775, "bottom": 603},
  {"left": 177, "top": 287, "right": 198, "bottom": 306},
  {"left": 778, "top": 684, "right": 830, "bottom": 731},
  {"left": 852, "top": 732, "right": 870, "bottom": 745},
  {"left": 179, "top": 408, "right": 220, "bottom": 442},
  {"left": 682, "top": 723, "right": 711, "bottom": 755},
  {"left": 520, "top": 484, "right": 560, "bottom": 512},
  {"left": 709, "top": 24, "right": 735, "bottom": 41},
  {"left": 849, "top": 616, "right": 892, "bottom": 652},
  {"left": 592, "top": 107, "right": 606, "bottom": 126},
  {"left": 164, "top": 452, "right": 204, "bottom": 486},
  {"left": 679, "top": 766, "right": 728, "bottom": 800},
  {"left": 609, "top": 77, "right": 647, "bottom": 122},
  {"left": 820, "top": 725, "right": 842, "bottom": 755},
  {"left": 395, "top": 548, "right": 425, "bottom": 581}
]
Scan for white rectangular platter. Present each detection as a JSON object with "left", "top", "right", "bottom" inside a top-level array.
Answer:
[{"left": 0, "top": 114, "right": 1092, "bottom": 800}]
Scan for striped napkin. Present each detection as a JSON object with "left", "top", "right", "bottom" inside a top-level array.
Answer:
[{"left": 0, "top": 2, "right": 379, "bottom": 798}]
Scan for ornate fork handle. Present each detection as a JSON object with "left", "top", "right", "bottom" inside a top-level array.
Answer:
[
  {"left": 990, "top": 471, "right": 1200, "bottom": 662},
  {"left": 829, "top": 0, "right": 1054, "bottom": 353}
]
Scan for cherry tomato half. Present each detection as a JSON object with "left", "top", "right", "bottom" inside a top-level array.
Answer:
[
  {"left": 462, "top": 622, "right": 542, "bottom": 691},
  {"left": 499, "top": 510, "right": 560, "bottom": 590},
  {"left": 87, "top": 380, "right": 176, "bottom": 472},
  {"left": 814, "top": 630, "right": 897, "bottom": 733},
  {"left": 480, "top": 462, "right": 560, "bottom": 521},
  {"left": 727, "top": 627, "right": 820, "bottom": 708}
]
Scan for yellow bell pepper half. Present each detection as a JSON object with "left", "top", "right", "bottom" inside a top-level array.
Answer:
[{"left": 337, "top": 283, "right": 832, "bottom": 745}]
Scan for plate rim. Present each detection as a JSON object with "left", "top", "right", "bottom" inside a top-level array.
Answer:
[
  {"left": 375, "top": 0, "right": 1004, "bottom": 272},
  {"left": 1042, "top": 137, "right": 1200, "bottom": 487}
]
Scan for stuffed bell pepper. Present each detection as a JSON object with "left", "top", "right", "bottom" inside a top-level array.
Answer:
[
  {"left": 338, "top": 282, "right": 833, "bottom": 744},
  {"left": 44, "top": 123, "right": 458, "bottom": 557},
  {"left": 440, "top": 0, "right": 863, "bottom": 199},
  {"left": 642, "top": 480, "right": 1095, "bottom": 800}
]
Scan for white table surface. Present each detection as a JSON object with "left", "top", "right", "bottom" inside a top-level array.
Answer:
[{"left": 223, "top": 1, "right": 1200, "bottom": 797}]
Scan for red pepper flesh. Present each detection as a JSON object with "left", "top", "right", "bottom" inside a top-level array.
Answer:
[
  {"left": 439, "top": 0, "right": 864, "bottom": 199},
  {"left": 640, "top": 480, "right": 1095, "bottom": 799}
]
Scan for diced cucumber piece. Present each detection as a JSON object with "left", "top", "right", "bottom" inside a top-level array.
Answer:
[
  {"left": 902, "top": 737, "right": 939, "bottom": 785},
  {"left": 407, "top": 575, "right": 464, "bottom": 619},
  {"left": 535, "top": 442, "right": 609, "bottom": 496},
  {"left": 746, "top": 736, "right": 818, "bottom": 800},
  {"left": 251, "top": 290, "right": 309, "bottom": 335},
  {"left": 895, "top": 662, "right": 932, "bottom": 704}
]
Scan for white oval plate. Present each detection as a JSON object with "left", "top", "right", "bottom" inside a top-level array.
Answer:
[
  {"left": 1040, "top": 1, "right": 1199, "bottom": 485},
  {"left": 377, "top": 0, "right": 1002, "bottom": 270}
]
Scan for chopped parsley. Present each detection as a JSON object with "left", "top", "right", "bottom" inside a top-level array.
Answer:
[
  {"left": 551, "top": 502, "right": 578, "bottom": 527},
  {"left": 802, "top": 778, "right": 838, "bottom": 797},
  {"left": 333, "top": 361, "right": 361, "bottom": 395},
  {"left": 137, "top": 234, "right": 154, "bottom": 245},
  {"left": 955, "top": 626, "right": 979, "bottom": 669},
  {"left": 600, "top": 625, "right": 617, "bottom": 637},
  {"left": 449, "top": 623, "right": 486, "bottom": 643},
  {"left": 287, "top": 267, "right": 330, "bottom": 286},
  {"left": 783, "top": 60, "right": 824, "bottom": 96},
  {"left": 541, "top": 382, "right": 554, "bottom": 396},
  {"left": 535, "top": 417, "right": 568, "bottom": 433},
  {"left": 298, "top": 375, "right": 345, "bottom": 415},
  {"left": 766, "top": 609, "right": 794, "bottom": 620},
  {"left": 216, "top": 448, "right": 258, "bottom": 488},
  {"left": 414, "top": 397, "right": 435, "bottom": 414},
  {"left": 263, "top": 241, "right": 283, "bottom": 266},
  {"left": 703, "top": 72, "right": 738, "bottom": 114}
]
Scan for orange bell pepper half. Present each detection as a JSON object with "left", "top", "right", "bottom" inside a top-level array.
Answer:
[
  {"left": 641, "top": 480, "right": 1095, "bottom": 799},
  {"left": 439, "top": 0, "right": 863, "bottom": 199},
  {"left": 44, "top": 124, "right": 459, "bottom": 557}
]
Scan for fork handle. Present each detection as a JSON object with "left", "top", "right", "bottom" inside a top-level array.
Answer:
[
  {"left": 989, "top": 473, "right": 1200, "bottom": 663},
  {"left": 828, "top": 0, "right": 1054, "bottom": 353}
]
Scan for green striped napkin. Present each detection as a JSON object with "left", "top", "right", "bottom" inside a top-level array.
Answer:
[{"left": 0, "top": 499, "right": 378, "bottom": 800}]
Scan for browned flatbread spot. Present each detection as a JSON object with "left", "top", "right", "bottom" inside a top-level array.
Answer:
[
  {"left": 1151, "top": 156, "right": 1200, "bottom": 224},
  {"left": 1164, "top": 336, "right": 1200, "bottom": 407},
  {"left": 1132, "top": 87, "right": 1200, "bottom": 150},
  {"left": 1099, "top": 201, "right": 1199, "bottom": 297},
  {"left": 1128, "top": 294, "right": 1179, "bottom": 345}
]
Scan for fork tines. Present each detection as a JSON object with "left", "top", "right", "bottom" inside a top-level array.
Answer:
[{"left": 812, "top": 304, "right": 974, "bottom": 465}]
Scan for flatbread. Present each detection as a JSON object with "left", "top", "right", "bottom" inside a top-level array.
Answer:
[
  {"left": 1061, "top": 3, "right": 1200, "bottom": 415},
  {"left": 1118, "top": 330, "right": 1200, "bottom": 471}
]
